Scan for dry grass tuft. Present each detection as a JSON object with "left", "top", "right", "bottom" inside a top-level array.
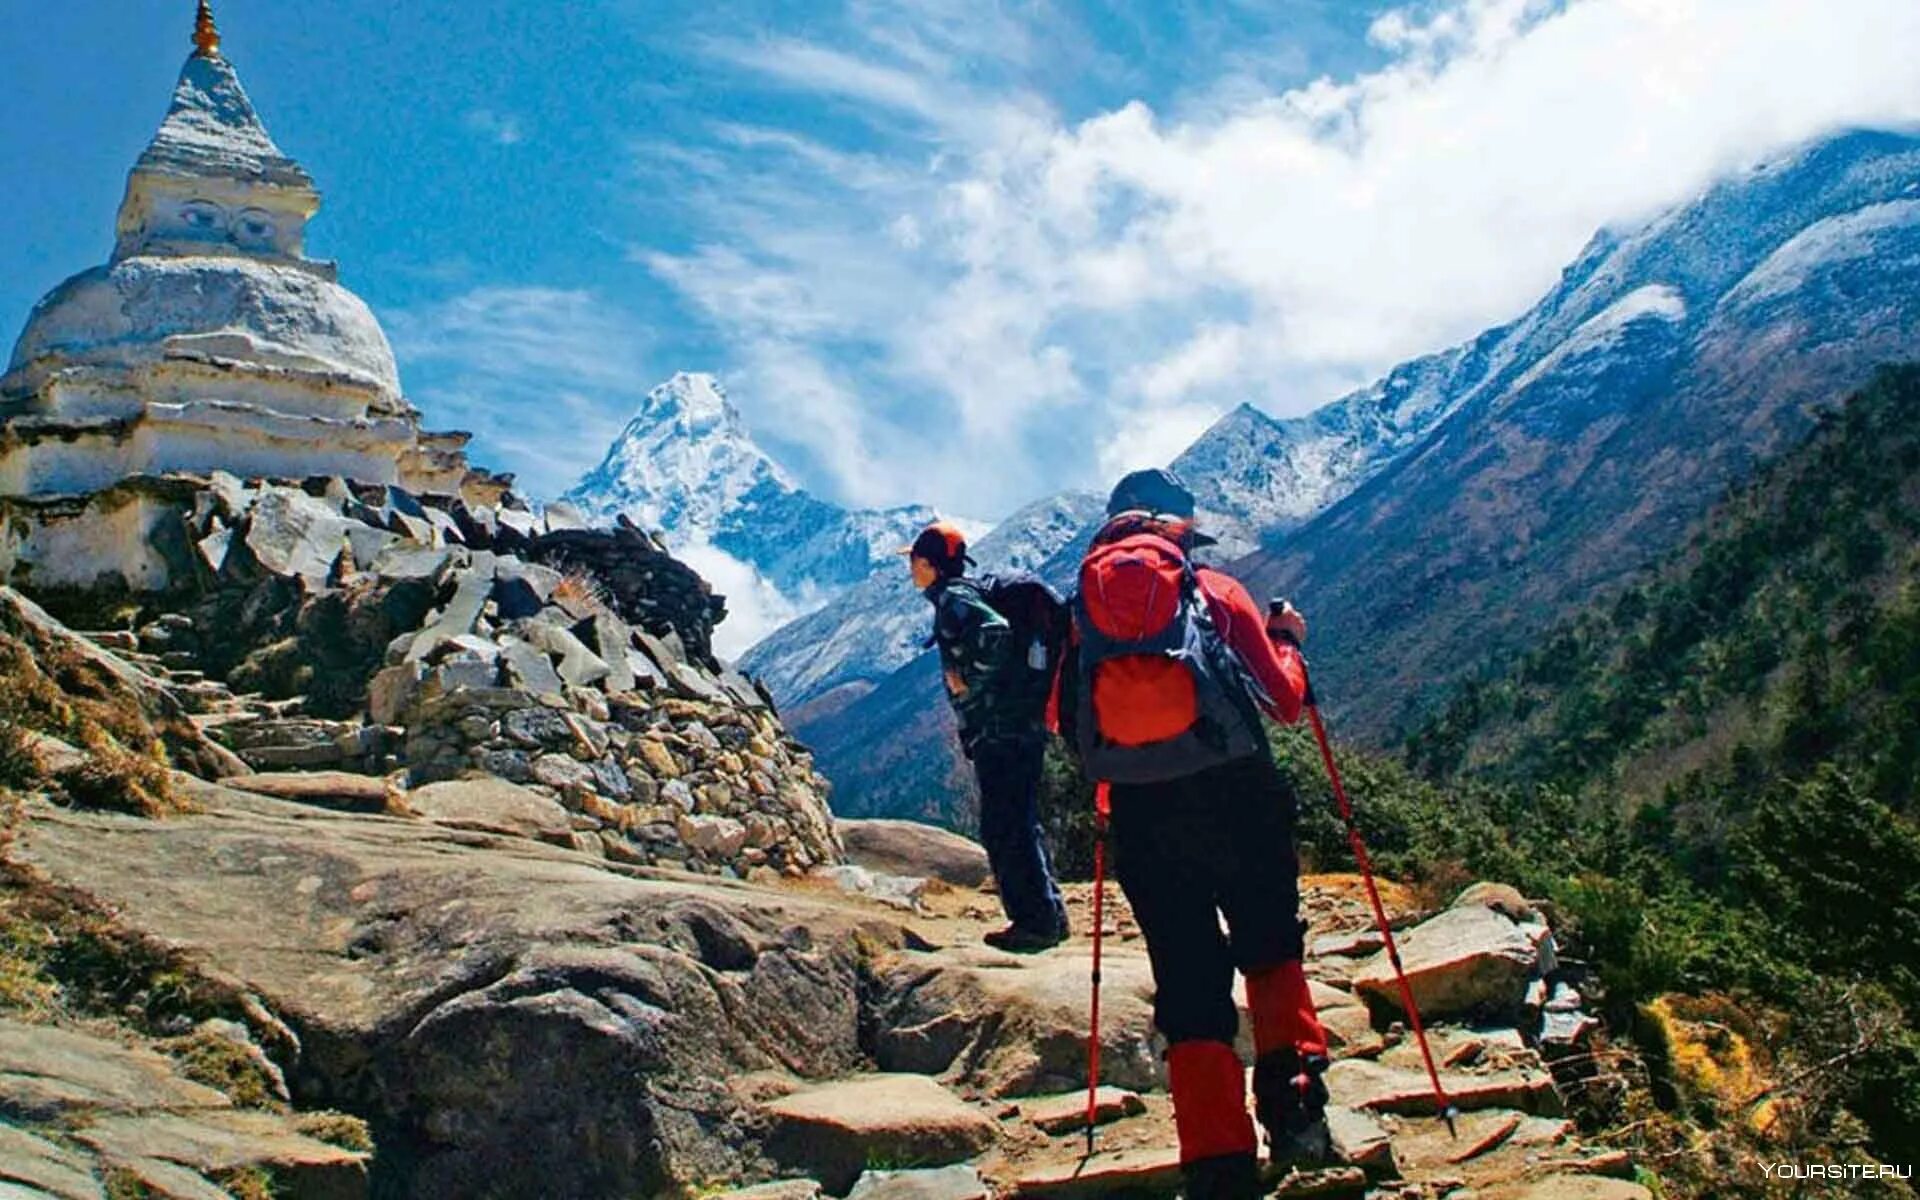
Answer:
[
  {"left": 168, "top": 1026, "right": 284, "bottom": 1110},
  {"left": 103, "top": 1167, "right": 156, "bottom": 1200},
  {"left": 0, "top": 631, "right": 191, "bottom": 818},
  {"left": 552, "top": 569, "right": 611, "bottom": 615},
  {"left": 0, "top": 864, "right": 221, "bottom": 1029},
  {"left": 210, "top": 1166, "right": 278, "bottom": 1200},
  {"left": 54, "top": 727, "right": 184, "bottom": 818},
  {"left": 0, "top": 720, "right": 44, "bottom": 795},
  {"left": 293, "top": 1111, "right": 375, "bottom": 1154}
]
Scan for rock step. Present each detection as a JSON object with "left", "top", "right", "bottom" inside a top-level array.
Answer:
[
  {"left": 190, "top": 711, "right": 261, "bottom": 733},
  {"left": 1479, "top": 1177, "right": 1653, "bottom": 1200},
  {"left": 0, "top": 1017, "right": 368, "bottom": 1198},
  {"left": 1007, "top": 1145, "right": 1181, "bottom": 1197},
  {"left": 849, "top": 1166, "right": 992, "bottom": 1199},
  {"left": 1327, "top": 1056, "right": 1562, "bottom": 1119},
  {"left": 760, "top": 1074, "right": 1000, "bottom": 1195},
  {"left": 1268, "top": 1166, "right": 1367, "bottom": 1197},
  {"left": 1022, "top": 1087, "right": 1146, "bottom": 1135},
  {"left": 75, "top": 629, "right": 139, "bottom": 652},
  {"left": 225, "top": 771, "right": 395, "bottom": 812}
]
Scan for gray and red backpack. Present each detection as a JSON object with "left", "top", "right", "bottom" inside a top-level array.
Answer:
[{"left": 1071, "top": 521, "right": 1267, "bottom": 783}]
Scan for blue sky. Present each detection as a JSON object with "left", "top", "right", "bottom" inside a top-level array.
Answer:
[{"left": 6, "top": 0, "right": 1919, "bottom": 518}]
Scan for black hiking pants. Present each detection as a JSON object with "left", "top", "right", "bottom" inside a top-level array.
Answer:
[
  {"left": 1109, "top": 750, "right": 1305, "bottom": 1046},
  {"left": 972, "top": 735, "right": 1070, "bottom": 936}
]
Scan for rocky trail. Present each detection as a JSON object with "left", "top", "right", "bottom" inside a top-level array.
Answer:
[
  {"left": 1, "top": 581, "right": 1639, "bottom": 1199},
  {"left": 5, "top": 773, "right": 1642, "bottom": 1199}
]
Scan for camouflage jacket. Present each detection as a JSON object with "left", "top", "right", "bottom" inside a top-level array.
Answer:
[{"left": 925, "top": 577, "right": 1039, "bottom": 753}]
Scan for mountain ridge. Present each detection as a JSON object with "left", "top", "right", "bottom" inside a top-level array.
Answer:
[
  {"left": 1236, "top": 126, "right": 1920, "bottom": 737},
  {"left": 787, "top": 125, "right": 1920, "bottom": 825},
  {"left": 563, "top": 372, "right": 940, "bottom": 604}
]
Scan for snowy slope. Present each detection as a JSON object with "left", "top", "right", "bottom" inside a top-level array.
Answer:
[
  {"left": 563, "top": 372, "right": 940, "bottom": 606},
  {"left": 1231, "top": 127, "right": 1920, "bottom": 735},
  {"left": 740, "top": 490, "right": 1104, "bottom": 708}
]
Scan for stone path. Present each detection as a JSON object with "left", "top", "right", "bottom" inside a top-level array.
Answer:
[
  {"left": 702, "top": 861, "right": 1643, "bottom": 1200},
  {"left": 11, "top": 753, "right": 1643, "bottom": 1199}
]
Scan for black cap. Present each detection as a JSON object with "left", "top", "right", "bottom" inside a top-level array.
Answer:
[{"left": 1107, "top": 468, "right": 1196, "bottom": 519}]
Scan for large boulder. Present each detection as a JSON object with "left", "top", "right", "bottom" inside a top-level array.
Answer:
[
  {"left": 869, "top": 944, "right": 1162, "bottom": 1097},
  {"left": 239, "top": 486, "right": 357, "bottom": 585},
  {"left": 835, "top": 820, "right": 991, "bottom": 889},
  {"left": 1351, "top": 905, "right": 1548, "bottom": 1022},
  {"left": 404, "top": 777, "right": 573, "bottom": 844},
  {"left": 12, "top": 781, "right": 890, "bottom": 1198}
]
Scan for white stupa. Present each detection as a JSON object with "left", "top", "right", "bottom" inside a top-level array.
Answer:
[{"left": 0, "top": 2, "right": 472, "bottom": 498}]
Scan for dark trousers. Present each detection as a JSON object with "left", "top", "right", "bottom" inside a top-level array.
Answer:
[
  {"left": 1110, "top": 751, "right": 1305, "bottom": 1045},
  {"left": 972, "top": 737, "right": 1069, "bottom": 935}
]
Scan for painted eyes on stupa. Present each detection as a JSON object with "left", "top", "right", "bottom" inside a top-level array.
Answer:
[
  {"left": 181, "top": 200, "right": 223, "bottom": 231},
  {"left": 173, "top": 200, "right": 277, "bottom": 249},
  {"left": 235, "top": 210, "right": 277, "bottom": 247}
]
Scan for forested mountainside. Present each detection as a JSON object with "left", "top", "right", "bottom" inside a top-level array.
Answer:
[{"left": 1253, "top": 366, "right": 1920, "bottom": 1182}]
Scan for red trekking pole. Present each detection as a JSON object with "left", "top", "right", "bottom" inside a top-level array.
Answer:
[
  {"left": 1083, "top": 780, "right": 1112, "bottom": 1158},
  {"left": 1278, "top": 609, "right": 1459, "bottom": 1138}
]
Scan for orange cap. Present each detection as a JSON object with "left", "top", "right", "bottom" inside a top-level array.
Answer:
[{"left": 897, "top": 521, "right": 972, "bottom": 569}]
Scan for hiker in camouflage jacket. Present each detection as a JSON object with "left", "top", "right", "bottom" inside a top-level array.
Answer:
[
  {"left": 931, "top": 574, "right": 1025, "bottom": 751},
  {"left": 905, "top": 522, "right": 1069, "bottom": 952}
]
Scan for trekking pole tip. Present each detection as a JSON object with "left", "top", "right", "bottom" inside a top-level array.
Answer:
[{"left": 1442, "top": 1104, "right": 1460, "bottom": 1139}]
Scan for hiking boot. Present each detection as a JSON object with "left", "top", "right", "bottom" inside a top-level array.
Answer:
[
  {"left": 983, "top": 924, "right": 1064, "bottom": 954},
  {"left": 1181, "top": 1151, "right": 1261, "bottom": 1200},
  {"left": 1253, "top": 1048, "right": 1333, "bottom": 1169},
  {"left": 1267, "top": 1117, "right": 1333, "bottom": 1172}
]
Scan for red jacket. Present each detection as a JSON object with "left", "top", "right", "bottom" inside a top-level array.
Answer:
[{"left": 1192, "top": 566, "right": 1309, "bottom": 725}]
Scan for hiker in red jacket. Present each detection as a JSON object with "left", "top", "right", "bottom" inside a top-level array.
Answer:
[{"left": 1059, "top": 468, "right": 1331, "bottom": 1199}]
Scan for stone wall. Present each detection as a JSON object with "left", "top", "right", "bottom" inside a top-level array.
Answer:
[
  {"left": 402, "top": 687, "right": 838, "bottom": 877},
  {"left": 8, "top": 469, "right": 840, "bottom": 878},
  {"left": 0, "top": 470, "right": 724, "bottom": 660}
]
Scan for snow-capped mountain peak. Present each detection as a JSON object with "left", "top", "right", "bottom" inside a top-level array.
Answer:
[
  {"left": 637, "top": 371, "right": 751, "bottom": 443},
  {"left": 564, "top": 372, "right": 963, "bottom": 655},
  {"left": 564, "top": 372, "right": 792, "bottom": 542}
]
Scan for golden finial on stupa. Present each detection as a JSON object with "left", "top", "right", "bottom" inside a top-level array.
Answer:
[{"left": 192, "top": 0, "right": 221, "bottom": 58}]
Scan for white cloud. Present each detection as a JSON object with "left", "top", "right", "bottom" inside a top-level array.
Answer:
[
  {"left": 675, "top": 540, "right": 810, "bottom": 660},
  {"left": 643, "top": 0, "right": 1920, "bottom": 518}
]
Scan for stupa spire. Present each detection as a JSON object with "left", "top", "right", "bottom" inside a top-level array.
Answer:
[{"left": 192, "top": 1, "right": 221, "bottom": 59}]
